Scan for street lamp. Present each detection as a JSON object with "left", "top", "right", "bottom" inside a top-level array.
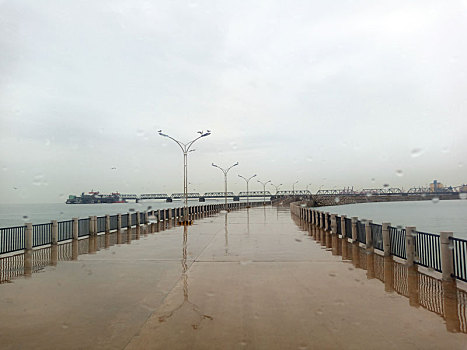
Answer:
[
  {"left": 257, "top": 179, "right": 271, "bottom": 205},
  {"left": 270, "top": 183, "right": 282, "bottom": 195},
  {"left": 238, "top": 174, "right": 256, "bottom": 208},
  {"left": 158, "top": 129, "right": 211, "bottom": 224},
  {"left": 292, "top": 180, "right": 299, "bottom": 196},
  {"left": 212, "top": 162, "right": 238, "bottom": 210}
]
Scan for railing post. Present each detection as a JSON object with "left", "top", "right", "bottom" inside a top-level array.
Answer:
[
  {"left": 405, "top": 226, "right": 416, "bottom": 267},
  {"left": 341, "top": 215, "right": 346, "bottom": 238},
  {"left": 383, "top": 256, "right": 394, "bottom": 293},
  {"left": 105, "top": 215, "right": 110, "bottom": 234},
  {"left": 88, "top": 216, "right": 93, "bottom": 236},
  {"left": 136, "top": 211, "right": 141, "bottom": 226},
  {"left": 382, "top": 223, "right": 391, "bottom": 257},
  {"left": 324, "top": 212, "right": 329, "bottom": 231},
  {"left": 117, "top": 213, "right": 122, "bottom": 232},
  {"left": 440, "top": 231, "right": 454, "bottom": 281},
  {"left": 25, "top": 223, "right": 33, "bottom": 251},
  {"left": 442, "top": 280, "right": 460, "bottom": 332},
  {"left": 144, "top": 211, "right": 149, "bottom": 225},
  {"left": 51, "top": 220, "right": 58, "bottom": 245},
  {"left": 128, "top": 212, "right": 132, "bottom": 229},
  {"left": 365, "top": 220, "right": 373, "bottom": 251},
  {"left": 351, "top": 217, "right": 358, "bottom": 243},
  {"left": 330, "top": 214, "right": 337, "bottom": 235},
  {"left": 72, "top": 218, "right": 78, "bottom": 240},
  {"left": 72, "top": 239, "right": 78, "bottom": 260}
]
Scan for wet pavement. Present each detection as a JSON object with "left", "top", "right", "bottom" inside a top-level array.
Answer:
[{"left": 1, "top": 206, "right": 466, "bottom": 349}]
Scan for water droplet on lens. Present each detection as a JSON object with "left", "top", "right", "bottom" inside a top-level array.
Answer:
[
  {"left": 129, "top": 208, "right": 135, "bottom": 212},
  {"left": 395, "top": 170, "right": 403, "bottom": 177},
  {"left": 459, "top": 162, "right": 464, "bottom": 168},
  {"left": 431, "top": 197, "right": 440, "bottom": 204},
  {"left": 383, "top": 183, "right": 389, "bottom": 187},
  {"left": 136, "top": 129, "right": 144, "bottom": 137},
  {"left": 366, "top": 193, "right": 372, "bottom": 197},
  {"left": 45, "top": 139, "right": 51, "bottom": 146},
  {"left": 334, "top": 197, "right": 340, "bottom": 203},
  {"left": 306, "top": 157, "right": 313, "bottom": 162},
  {"left": 411, "top": 148, "right": 423, "bottom": 158},
  {"left": 33, "top": 173, "right": 44, "bottom": 186},
  {"left": 459, "top": 193, "right": 467, "bottom": 200}
]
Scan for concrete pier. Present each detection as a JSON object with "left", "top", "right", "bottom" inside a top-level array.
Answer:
[{"left": 0, "top": 206, "right": 466, "bottom": 349}]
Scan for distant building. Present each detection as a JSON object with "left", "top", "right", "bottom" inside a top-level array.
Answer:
[{"left": 430, "top": 180, "right": 444, "bottom": 192}]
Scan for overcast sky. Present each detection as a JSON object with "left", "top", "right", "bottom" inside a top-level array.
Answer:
[{"left": 1, "top": 0, "right": 466, "bottom": 203}]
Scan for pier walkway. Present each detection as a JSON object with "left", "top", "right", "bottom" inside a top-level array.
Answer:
[{"left": 0, "top": 206, "right": 466, "bottom": 349}]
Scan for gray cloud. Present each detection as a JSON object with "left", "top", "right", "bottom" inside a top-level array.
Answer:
[{"left": 1, "top": 0, "right": 466, "bottom": 202}]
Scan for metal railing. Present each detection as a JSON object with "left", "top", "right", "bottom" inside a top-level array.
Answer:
[
  {"left": 32, "top": 223, "right": 52, "bottom": 247},
  {"left": 97, "top": 216, "right": 106, "bottom": 233},
  {"left": 344, "top": 218, "right": 352, "bottom": 238},
  {"left": 110, "top": 215, "right": 118, "bottom": 231},
  {"left": 121, "top": 214, "right": 128, "bottom": 228},
  {"left": 336, "top": 215, "right": 341, "bottom": 235},
  {"left": 451, "top": 237, "right": 467, "bottom": 282},
  {"left": 414, "top": 231, "right": 441, "bottom": 272},
  {"left": 370, "top": 223, "right": 383, "bottom": 251},
  {"left": 58, "top": 220, "right": 73, "bottom": 241},
  {"left": 356, "top": 221, "right": 366, "bottom": 244},
  {"left": 78, "top": 218, "right": 90, "bottom": 237},
  {"left": 1, "top": 226, "right": 25, "bottom": 254},
  {"left": 389, "top": 226, "right": 406, "bottom": 259}
]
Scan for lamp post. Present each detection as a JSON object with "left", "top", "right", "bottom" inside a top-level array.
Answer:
[
  {"left": 238, "top": 174, "right": 256, "bottom": 208},
  {"left": 270, "top": 183, "right": 282, "bottom": 195},
  {"left": 292, "top": 180, "right": 299, "bottom": 196},
  {"left": 257, "top": 179, "right": 271, "bottom": 205},
  {"left": 212, "top": 162, "right": 238, "bottom": 210},
  {"left": 158, "top": 129, "right": 211, "bottom": 224}
]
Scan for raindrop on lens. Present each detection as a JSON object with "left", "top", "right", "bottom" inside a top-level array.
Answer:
[
  {"left": 459, "top": 193, "right": 467, "bottom": 200},
  {"left": 129, "top": 208, "right": 135, "bottom": 212},
  {"left": 136, "top": 129, "right": 144, "bottom": 137},
  {"left": 334, "top": 197, "right": 340, "bottom": 203},
  {"left": 431, "top": 197, "right": 440, "bottom": 204},
  {"left": 395, "top": 170, "right": 403, "bottom": 177},
  {"left": 306, "top": 157, "right": 313, "bottom": 162},
  {"left": 411, "top": 148, "right": 423, "bottom": 158}
]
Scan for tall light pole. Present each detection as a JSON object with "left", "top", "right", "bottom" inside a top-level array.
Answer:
[
  {"left": 270, "top": 183, "right": 282, "bottom": 195},
  {"left": 238, "top": 174, "right": 256, "bottom": 208},
  {"left": 212, "top": 162, "right": 238, "bottom": 210},
  {"left": 257, "top": 179, "right": 271, "bottom": 205},
  {"left": 158, "top": 129, "right": 211, "bottom": 224},
  {"left": 292, "top": 180, "right": 299, "bottom": 196}
]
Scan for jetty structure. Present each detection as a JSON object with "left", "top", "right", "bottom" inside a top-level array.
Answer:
[{"left": 0, "top": 197, "right": 466, "bottom": 348}]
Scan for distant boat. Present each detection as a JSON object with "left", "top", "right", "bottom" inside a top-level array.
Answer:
[{"left": 66, "top": 191, "right": 127, "bottom": 204}]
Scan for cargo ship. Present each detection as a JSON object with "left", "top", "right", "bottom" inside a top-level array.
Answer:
[{"left": 66, "top": 191, "right": 127, "bottom": 204}]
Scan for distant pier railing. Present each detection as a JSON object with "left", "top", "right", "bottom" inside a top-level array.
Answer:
[
  {"left": 291, "top": 202, "right": 467, "bottom": 284},
  {"left": 0, "top": 202, "right": 267, "bottom": 258},
  {"left": 293, "top": 214, "right": 467, "bottom": 334}
]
